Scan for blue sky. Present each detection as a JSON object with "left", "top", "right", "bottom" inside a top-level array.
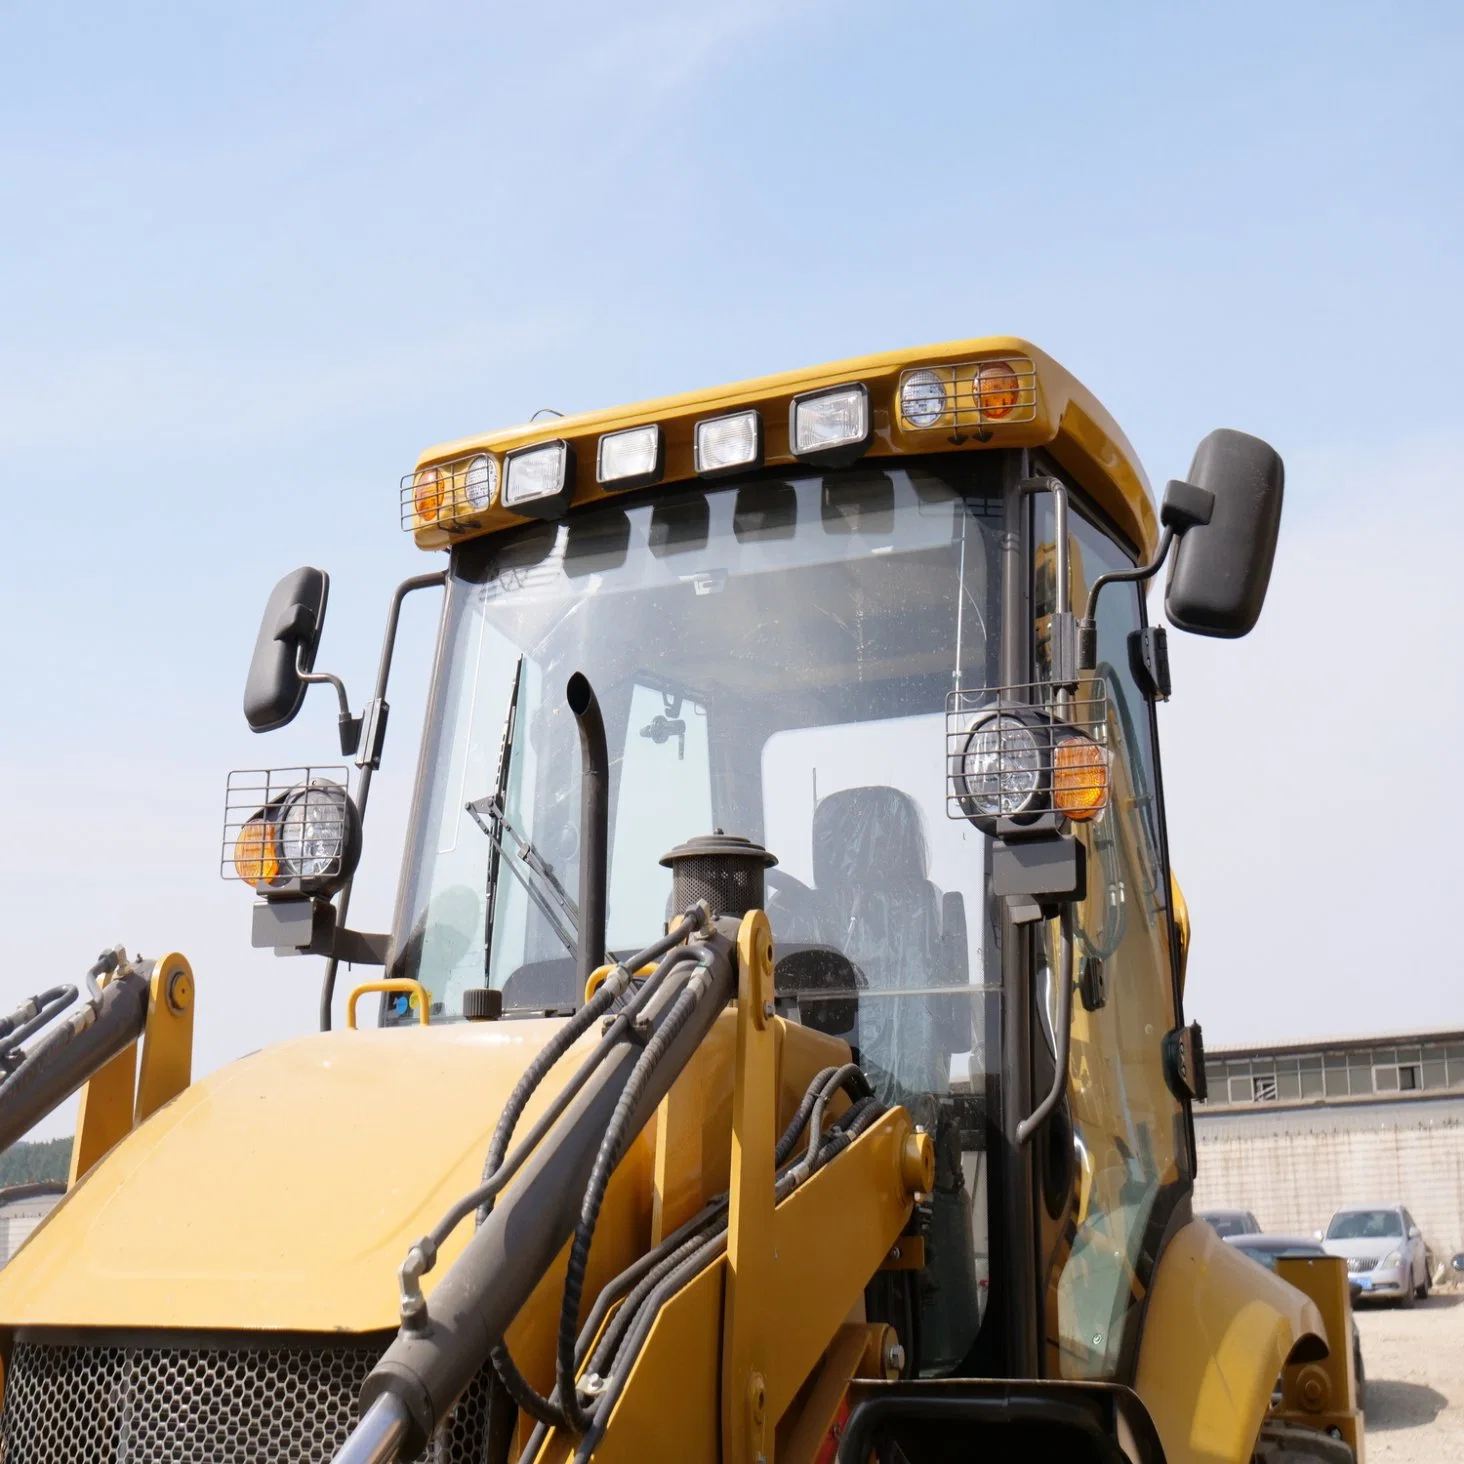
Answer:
[{"left": 2, "top": 2, "right": 1462, "bottom": 1135}]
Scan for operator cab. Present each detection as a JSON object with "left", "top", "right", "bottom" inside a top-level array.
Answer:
[
  {"left": 228, "top": 338, "right": 1283, "bottom": 1396},
  {"left": 390, "top": 456, "right": 1003, "bottom": 1370}
]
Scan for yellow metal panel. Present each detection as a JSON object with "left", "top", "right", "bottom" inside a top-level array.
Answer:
[
  {"left": 410, "top": 337, "right": 1157, "bottom": 564},
  {"left": 571, "top": 1263, "right": 725, "bottom": 1464},
  {"left": 765, "top": 1109, "right": 924, "bottom": 1425},
  {"left": 1134, "top": 1220, "right": 1328, "bottom": 1464},
  {"left": 778, "top": 1325, "right": 878, "bottom": 1464},
  {"left": 585, "top": 1110, "right": 918, "bottom": 1464},
  {"left": 650, "top": 1018, "right": 725, "bottom": 1246},
  {"left": 0, "top": 1021, "right": 620, "bottom": 1332},
  {"left": 1171, "top": 873, "right": 1192, "bottom": 995},
  {"left": 134, "top": 953, "right": 194, "bottom": 1125},
  {"left": 1274, "top": 1256, "right": 1365, "bottom": 1461},
  {"left": 723, "top": 912, "right": 777, "bottom": 1464},
  {"left": 68, "top": 1041, "right": 136, "bottom": 1185}
]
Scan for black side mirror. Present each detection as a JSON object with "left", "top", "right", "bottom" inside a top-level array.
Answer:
[
  {"left": 244, "top": 567, "right": 330, "bottom": 732},
  {"left": 1165, "top": 428, "right": 1284, "bottom": 639}
]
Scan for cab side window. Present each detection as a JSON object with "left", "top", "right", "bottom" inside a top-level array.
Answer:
[{"left": 1037, "top": 496, "right": 1186, "bottom": 1381}]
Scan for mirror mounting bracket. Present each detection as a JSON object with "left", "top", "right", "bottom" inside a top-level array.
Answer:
[{"left": 1075, "top": 478, "right": 1215, "bottom": 672}]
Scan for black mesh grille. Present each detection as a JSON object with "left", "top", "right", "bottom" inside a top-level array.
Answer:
[
  {"left": 0, "top": 1337, "right": 494, "bottom": 1464},
  {"left": 671, "top": 854, "right": 765, "bottom": 919}
]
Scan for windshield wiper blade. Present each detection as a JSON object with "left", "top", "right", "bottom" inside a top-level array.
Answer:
[
  {"left": 478, "top": 656, "right": 523, "bottom": 978},
  {"left": 469, "top": 653, "right": 580, "bottom": 965},
  {"left": 466, "top": 792, "right": 579, "bottom": 958}
]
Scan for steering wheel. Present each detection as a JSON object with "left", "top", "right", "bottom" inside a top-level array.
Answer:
[{"left": 765, "top": 867, "right": 814, "bottom": 898}]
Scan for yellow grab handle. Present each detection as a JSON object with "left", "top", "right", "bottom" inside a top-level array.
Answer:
[{"left": 346, "top": 979, "right": 431, "bottom": 1029}]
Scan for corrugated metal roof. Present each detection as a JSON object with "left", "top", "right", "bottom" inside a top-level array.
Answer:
[{"left": 1204, "top": 1025, "right": 1464, "bottom": 1060}]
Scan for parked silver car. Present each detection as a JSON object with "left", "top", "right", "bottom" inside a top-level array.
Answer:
[{"left": 1320, "top": 1204, "right": 1429, "bottom": 1305}]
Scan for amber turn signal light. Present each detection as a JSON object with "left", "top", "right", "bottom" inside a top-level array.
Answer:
[
  {"left": 973, "top": 360, "right": 1022, "bottom": 420},
  {"left": 233, "top": 816, "right": 279, "bottom": 889},
  {"left": 1052, "top": 736, "right": 1108, "bottom": 821},
  {"left": 412, "top": 466, "right": 444, "bottom": 523}
]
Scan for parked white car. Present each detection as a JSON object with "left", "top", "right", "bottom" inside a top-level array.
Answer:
[{"left": 1320, "top": 1204, "right": 1429, "bottom": 1305}]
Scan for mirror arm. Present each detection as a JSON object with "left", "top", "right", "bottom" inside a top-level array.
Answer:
[
  {"left": 295, "top": 648, "right": 363, "bottom": 757},
  {"left": 1077, "top": 528, "right": 1176, "bottom": 670},
  {"left": 1076, "top": 477, "right": 1216, "bottom": 670}
]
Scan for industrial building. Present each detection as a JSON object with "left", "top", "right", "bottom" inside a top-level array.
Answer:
[
  {"left": 0, "top": 1183, "right": 65, "bottom": 1267},
  {"left": 1194, "top": 1027, "right": 1464, "bottom": 1260}
]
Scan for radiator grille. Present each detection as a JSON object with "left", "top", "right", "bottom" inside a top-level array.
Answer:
[
  {"left": 0, "top": 1337, "right": 494, "bottom": 1464},
  {"left": 1345, "top": 1255, "right": 1374, "bottom": 1273}
]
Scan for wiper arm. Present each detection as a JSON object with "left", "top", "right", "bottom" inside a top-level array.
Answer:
[
  {"left": 473, "top": 653, "right": 577, "bottom": 969},
  {"left": 466, "top": 792, "right": 579, "bottom": 958}
]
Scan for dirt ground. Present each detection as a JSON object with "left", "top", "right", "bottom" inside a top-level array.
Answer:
[{"left": 1354, "top": 1287, "right": 1464, "bottom": 1463}]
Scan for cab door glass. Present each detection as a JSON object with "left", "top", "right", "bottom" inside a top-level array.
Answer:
[
  {"left": 1036, "top": 497, "right": 1184, "bottom": 1381},
  {"left": 761, "top": 712, "right": 994, "bottom": 1372}
]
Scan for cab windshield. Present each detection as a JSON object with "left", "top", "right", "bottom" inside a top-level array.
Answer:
[
  {"left": 392, "top": 456, "right": 1005, "bottom": 1368},
  {"left": 395, "top": 456, "right": 1003, "bottom": 1023}
]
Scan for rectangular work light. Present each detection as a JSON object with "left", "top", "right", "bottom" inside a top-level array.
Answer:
[
  {"left": 503, "top": 439, "right": 576, "bottom": 518},
  {"left": 694, "top": 410, "right": 762, "bottom": 477},
  {"left": 597, "top": 424, "right": 664, "bottom": 491},
  {"left": 790, "top": 383, "right": 871, "bottom": 467}
]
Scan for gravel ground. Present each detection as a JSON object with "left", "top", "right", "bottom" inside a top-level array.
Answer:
[{"left": 1353, "top": 1288, "right": 1463, "bottom": 1463}]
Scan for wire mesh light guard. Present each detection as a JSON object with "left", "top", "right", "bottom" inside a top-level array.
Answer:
[
  {"left": 945, "top": 680, "right": 1110, "bottom": 825},
  {"left": 220, "top": 766, "right": 351, "bottom": 883}
]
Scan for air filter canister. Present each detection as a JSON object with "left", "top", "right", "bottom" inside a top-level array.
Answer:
[{"left": 660, "top": 832, "right": 777, "bottom": 920}]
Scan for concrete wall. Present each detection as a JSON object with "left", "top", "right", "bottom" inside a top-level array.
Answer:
[{"left": 1193, "top": 1095, "right": 1464, "bottom": 1257}]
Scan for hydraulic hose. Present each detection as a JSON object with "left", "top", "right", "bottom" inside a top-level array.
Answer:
[
  {"left": 473, "top": 924, "right": 706, "bottom": 1426},
  {"left": 575, "top": 1063, "right": 872, "bottom": 1391},
  {"left": 555, "top": 952, "right": 718, "bottom": 1430},
  {"left": 791, "top": 1062, "right": 871, "bottom": 1181},
  {"left": 475, "top": 916, "right": 702, "bottom": 1229},
  {"left": 0, "top": 986, "right": 78, "bottom": 1070},
  {"left": 348, "top": 924, "right": 738, "bottom": 1464},
  {"left": 567, "top": 673, "right": 608, "bottom": 996},
  {"left": 394, "top": 914, "right": 707, "bottom": 1428},
  {"left": 490, "top": 945, "right": 718, "bottom": 1432},
  {"left": 0, "top": 953, "right": 151, "bottom": 1156},
  {"left": 509, "top": 1070, "right": 886, "bottom": 1464},
  {"left": 562, "top": 1062, "right": 866, "bottom": 1387},
  {"left": 564, "top": 1093, "right": 888, "bottom": 1464}
]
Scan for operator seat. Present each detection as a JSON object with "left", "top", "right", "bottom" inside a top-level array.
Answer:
[{"left": 809, "top": 786, "right": 949, "bottom": 1103}]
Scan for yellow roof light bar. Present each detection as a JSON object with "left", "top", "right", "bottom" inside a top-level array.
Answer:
[{"left": 401, "top": 336, "right": 1157, "bottom": 559}]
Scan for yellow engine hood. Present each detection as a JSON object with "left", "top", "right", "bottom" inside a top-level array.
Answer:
[{"left": 0, "top": 1020, "right": 601, "bottom": 1333}]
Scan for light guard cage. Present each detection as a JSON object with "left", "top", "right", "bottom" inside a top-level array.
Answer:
[
  {"left": 400, "top": 453, "right": 497, "bottom": 533},
  {"left": 899, "top": 357, "right": 1039, "bottom": 431},
  {"left": 944, "top": 680, "right": 1111, "bottom": 824},
  {"left": 220, "top": 767, "right": 352, "bottom": 883}
]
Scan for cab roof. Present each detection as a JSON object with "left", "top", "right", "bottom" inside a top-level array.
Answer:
[{"left": 405, "top": 336, "right": 1157, "bottom": 558}]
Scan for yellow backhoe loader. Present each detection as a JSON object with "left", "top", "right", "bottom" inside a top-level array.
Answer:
[{"left": 0, "top": 339, "right": 1362, "bottom": 1463}]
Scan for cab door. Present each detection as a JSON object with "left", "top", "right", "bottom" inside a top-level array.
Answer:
[{"left": 1035, "top": 490, "right": 1193, "bottom": 1382}]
